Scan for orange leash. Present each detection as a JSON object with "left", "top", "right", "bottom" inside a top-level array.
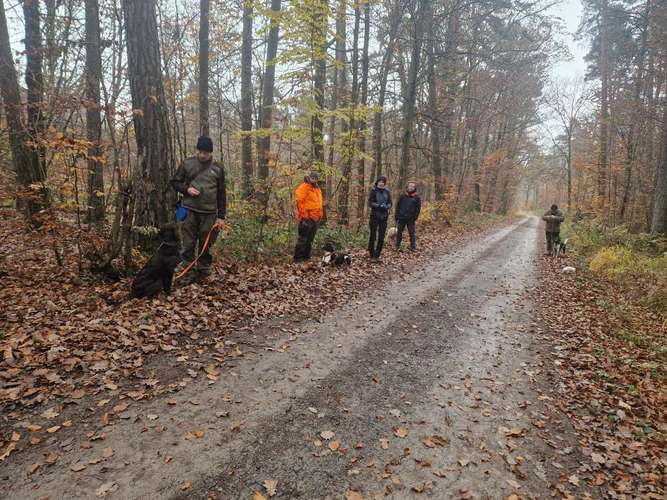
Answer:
[{"left": 174, "top": 223, "right": 227, "bottom": 281}]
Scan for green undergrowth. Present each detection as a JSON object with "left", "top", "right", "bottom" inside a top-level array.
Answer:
[
  {"left": 563, "top": 218, "right": 667, "bottom": 318},
  {"left": 215, "top": 200, "right": 506, "bottom": 263},
  {"left": 561, "top": 219, "right": 667, "bottom": 340}
]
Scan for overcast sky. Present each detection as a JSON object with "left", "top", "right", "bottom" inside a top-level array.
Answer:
[{"left": 549, "top": 0, "right": 589, "bottom": 81}]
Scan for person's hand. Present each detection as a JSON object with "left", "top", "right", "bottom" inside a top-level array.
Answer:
[
  {"left": 214, "top": 218, "right": 227, "bottom": 230},
  {"left": 187, "top": 186, "right": 201, "bottom": 197}
]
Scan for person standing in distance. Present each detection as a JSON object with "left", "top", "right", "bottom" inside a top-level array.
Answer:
[
  {"left": 542, "top": 203, "right": 565, "bottom": 255},
  {"left": 367, "top": 176, "right": 392, "bottom": 263},
  {"left": 294, "top": 171, "right": 324, "bottom": 263},
  {"left": 395, "top": 181, "right": 421, "bottom": 251},
  {"left": 170, "top": 136, "right": 227, "bottom": 283}
]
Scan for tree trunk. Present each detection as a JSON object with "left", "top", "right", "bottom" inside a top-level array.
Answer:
[
  {"left": 371, "top": 0, "right": 401, "bottom": 181},
  {"left": 85, "top": 0, "right": 105, "bottom": 224},
  {"left": 566, "top": 125, "right": 572, "bottom": 210},
  {"left": 619, "top": 0, "right": 650, "bottom": 221},
  {"left": 426, "top": 0, "right": 442, "bottom": 200},
  {"left": 257, "top": 0, "right": 282, "bottom": 184},
  {"left": 398, "top": 0, "right": 428, "bottom": 190},
  {"left": 597, "top": 0, "right": 609, "bottom": 210},
  {"left": 22, "top": 0, "right": 47, "bottom": 210},
  {"left": 356, "top": 0, "right": 370, "bottom": 220},
  {"left": 335, "top": 0, "right": 351, "bottom": 225},
  {"left": 0, "top": 0, "right": 41, "bottom": 202},
  {"left": 199, "top": 0, "right": 210, "bottom": 136},
  {"left": 311, "top": 0, "right": 328, "bottom": 173},
  {"left": 439, "top": 10, "right": 459, "bottom": 200},
  {"left": 650, "top": 90, "right": 667, "bottom": 233},
  {"left": 240, "top": 0, "right": 254, "bottom": 197},
  {"left": 123, "top": 0, "right": 174, "bottom": 228},
  {"left": 351, "top": 2, "right": 361, "bottom": 221}
]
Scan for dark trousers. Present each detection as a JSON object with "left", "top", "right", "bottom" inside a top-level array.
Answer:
[
  {"left": 368, "top": 216, "right": 388, "bottom": 258},
  {"left": 396, "top": 219, "right": 416, "bottom": 249},
  {"left": 546, "top": 231, "right": 560, "bottom": 252},
  {"left": 294, "top": 219, "right": 318, "bottom": 261},
  {"left": 181, "top": 211, "right": 219, "bottom": 270}
]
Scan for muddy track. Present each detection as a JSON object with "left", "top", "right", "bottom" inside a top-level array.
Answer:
[{"left": 2, "top": 217, "right": 587, "bottom": 499}]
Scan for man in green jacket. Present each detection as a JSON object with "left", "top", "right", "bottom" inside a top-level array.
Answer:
[
  {"left": 542, "top": 204, "right": 564, "bottom": 254},
  {"left": 170, "top": 136, "right": 227, "bottom": 282}
]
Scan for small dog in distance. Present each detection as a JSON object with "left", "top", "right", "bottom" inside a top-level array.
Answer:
[
  {"left": 130, "top": 225, "right": 182, "bottom": 298},
  {"left": 321, "top": 243, "right": 352, "bottom": 266},
  {"left": 387, "top": 226, "right": 397, "bottom": 244},
  {"left": 553, "top": 238, "right": 568, "bottom": 257}
]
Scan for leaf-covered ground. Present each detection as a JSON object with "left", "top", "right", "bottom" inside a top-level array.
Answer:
[
  {"left": 534, "top": 257, "right": 666, "bottom": 498},
  {"left": 0, "top": 209, "right": 496, "bottom": 463}
]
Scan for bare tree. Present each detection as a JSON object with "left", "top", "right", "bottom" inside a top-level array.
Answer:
[
  {"left": 398, "top": 0, "right": 428, "bottom": 189},
  {"left": 544, "top": 77, "right": 590, "bottom": 211}
]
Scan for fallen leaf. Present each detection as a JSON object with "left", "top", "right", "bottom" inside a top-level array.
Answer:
[
  {"left": 263, "top": 479, "right": 278, "bottom": 497},
  {"left": 44, "top": 452, "right": 59, "bottom": 465},
  {"left": 422, "top": 437, "right": 436, "bottom": 448},
  {"left": 41, "top": 407, "right": 60, "bottom": 419},
  {"left": 95, "top": 481, "right": 117, "bottom": 497},
  {"left": 328, "top": 440, "right": 340, "bottom": 451},
  {"left": 70, "top": 389, "right": 85, "bottom": 399},
  {"left": 379, "top": 438, "right": 389, "bottom": 450},
  {"left": 112, "top": 402, "right": 128, "bottom": 413},
  {"left": 320, "top": 430, "right": 334, "bottom": 440},
  {"left": 70, "top": 461, "right": 87, "bottom": 472},
  {"left": 432, "top": 468, "right": 446, "bottom": 478},
  {"left": 102, "top": 447, "right": 114, "bottom": 458},
  {"left": 0, "top": 442, "right": 17, "bottom": 461},
  {"left": 345, "top": 491, "right": 363, "bottom": 500},
  {"left": 394, "top": 427, "right": 409, "bottom": 438},
  {"left": 252, "top": 493, "right": 267, "bottom": 500},
  {"left": 181, "top": 481, "right": 192, "bottom": 491},
  {"left": 46, "top": 426, "right": 61, "bottom": 434}
]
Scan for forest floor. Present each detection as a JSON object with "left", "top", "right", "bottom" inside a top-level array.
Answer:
[{"left": 0, "top": 214, "right": 664, "bottom": 499}]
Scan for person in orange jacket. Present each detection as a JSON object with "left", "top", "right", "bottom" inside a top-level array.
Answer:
[{"left": 294, "top": 171, "right": 324, "bottom": 262}]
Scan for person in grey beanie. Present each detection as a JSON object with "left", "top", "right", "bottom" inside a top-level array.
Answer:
[{"left": 170, "top": 136, "right": 227, "bottom": 282}]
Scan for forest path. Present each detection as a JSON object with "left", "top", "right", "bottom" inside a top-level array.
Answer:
[{"left": 3, "top": 217, "right": 583, "bottom": 499}]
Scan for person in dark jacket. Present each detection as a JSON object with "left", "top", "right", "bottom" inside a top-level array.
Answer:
[
  {"left": 367, "top": 176, "right": 392, "bottom": 262},
  {"left": 395, "top": 181, "right": 421, "bottom": 251},
  {"left": 170, "top": 136, "right": 227, "bottom": 282},
  {"left": 542, "top": 204, "right": 565, "bottom": 254}
]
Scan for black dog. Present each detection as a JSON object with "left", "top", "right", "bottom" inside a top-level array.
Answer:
[
  {"left": 130, "top": 225, "right": 182, "bottom": 298},
  {"left": 321, "top": 243, "right": 352, "bottom": 266}
]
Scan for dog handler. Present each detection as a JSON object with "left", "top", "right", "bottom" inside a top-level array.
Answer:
[
  {"left": 170, "top": 136, "right": 227, "bottom": 282},
  {"left": 542, "top": 204, "right": 564, "bottom": 254}
]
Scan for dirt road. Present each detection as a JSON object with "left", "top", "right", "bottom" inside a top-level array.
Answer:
[{"left": 3, "top": 217, "right": 586, "bottom": 499}]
